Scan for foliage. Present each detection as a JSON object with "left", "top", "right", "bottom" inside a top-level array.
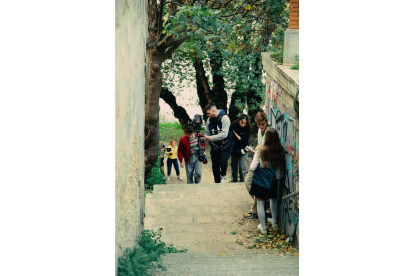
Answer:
[
  {"left": 160, "top": 0, "right": 289, "bottom": 124},
  {"left": 145, "top": 157, "right": 167, "bottom": 190},
  {"left": 270, "top": 47, "right": 284, "bottom": 65},
  {"left": 117, "top": 229, "right": 187, "bottom": 276},
  {"left": 290, "top": 55, "right": 299, "bottom": 70}
]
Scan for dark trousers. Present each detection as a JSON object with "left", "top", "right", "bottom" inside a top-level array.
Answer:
[
  {"left": 167, "top": 158, "right": 180, "bottom": 176},
  {"left": 210, "top": 145, "right": 233, "bottom": 183}
]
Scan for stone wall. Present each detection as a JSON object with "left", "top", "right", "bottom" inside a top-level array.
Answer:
[
  {"left": 115, "top": 0, "right": 147, "bottom": 266},
  {"left": 262, "top": 52, "right": 299, "bottom": 248}
]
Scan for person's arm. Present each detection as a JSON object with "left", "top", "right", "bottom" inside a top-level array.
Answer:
[
  {"left": 249, "top": 149, "right": 260, "bottom": 171},
  {"left": 209, "top": 115, "right": 231, "bottom": 142},
  {"left": 177, "top": 138, "right": 184, "bottom": 164},
  {"left": 232, "top": 130, "right": 241, "bottom": 141}
]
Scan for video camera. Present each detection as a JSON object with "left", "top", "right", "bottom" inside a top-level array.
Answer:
[
  {"left": 189, "top": 114, "right": 203, "bottom": 133},
  {"left": 188, "top": 114, "right": 208, "bottom": 164}
]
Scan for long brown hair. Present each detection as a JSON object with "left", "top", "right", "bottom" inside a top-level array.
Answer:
[
  {"left": 231, "top": 114, "right": 251, "bottom": 129},
  {"left": 259, "top": 127, "right": 285, "bottom": 169},
  {"left": 169, "top": 139, "right": 176, "bottom": 147}
]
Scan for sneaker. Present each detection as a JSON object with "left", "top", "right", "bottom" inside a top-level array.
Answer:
[
  {"left": 243, "top": 211, "right": 258, "bottom": 219},
  {"left": 220, "top": 175, "right": 226, "bottom": 183},
  {"left": 257, "top": 223, "right": 267, "bottom": 234},
  {"left": 178, "top": 176, "right": 183, "bottom": 181},
  {"left": 167, "top": 176, "right": 171, "bottom": 181},
  {"left": 267, "top": 217, "right": 277, "bottom": 227}
]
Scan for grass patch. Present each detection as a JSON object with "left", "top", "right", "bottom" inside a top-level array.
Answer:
[
  {"left": 118, "top": 229, "right": 187, "bottom": 276},
  {"left": 159, "top": 122, "right": 205, "bottom": 144}
]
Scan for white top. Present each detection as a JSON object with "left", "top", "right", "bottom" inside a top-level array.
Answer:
[
  {"left": 204, "top": 110, "right": 231, "bottom": 142},
  {"left": 249, "top": 148, "right": 283, "bottom": 179}
]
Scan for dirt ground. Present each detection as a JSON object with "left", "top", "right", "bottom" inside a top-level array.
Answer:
[{"left": 162, "top": 144, "right": 254, "bottom": 185}]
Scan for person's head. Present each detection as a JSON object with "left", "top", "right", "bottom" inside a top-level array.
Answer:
[
  {"left": 159, "top": 139, "right": 163, "bottom": 145},
  {"left": 204, "top": 103, "right": 218, "bottom": 118},
  {"left": 169, "top": 139, "right": 177, "bottom": 147},
  {"left": 260, "top": 127, "right": 285, "bottom": 168},
  {"left": 255, "top": 112, "right": 269, "bottom": 132},
  {"left": 185, "top": 126, "right": 195, "bottom": 139},
  {"left": 235, "top": 114, "right": 250, "bottom": 129}
]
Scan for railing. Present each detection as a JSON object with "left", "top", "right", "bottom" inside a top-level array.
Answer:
[{"left": 282, "top": 191, "right": 299, "bottom": 200}]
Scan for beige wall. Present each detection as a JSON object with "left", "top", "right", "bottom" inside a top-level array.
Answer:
[{"left": 115, "top": 0, "right": 146, "bottom": 265}]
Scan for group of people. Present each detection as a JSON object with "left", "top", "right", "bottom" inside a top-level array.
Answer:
[{"left": 159, "top": 104, "right": 286, "bottom": 234}]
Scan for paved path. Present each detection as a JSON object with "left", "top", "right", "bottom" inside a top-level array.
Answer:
[{"left": 144, "top": 182, "right": 299, "bottom": 275}]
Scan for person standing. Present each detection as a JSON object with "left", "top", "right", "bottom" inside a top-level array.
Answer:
[
  {"left": 203, "top": 104, "right": 233, "bottom": 183},
  {"left": 230, "top": 114, "right": 251, "bottom": 183},
  {"left": 243, "top": 111, "right": 270, "bottom": 219},
  {"left": 165, "top": 139, "right": 183, "bottom": 181},
  {"left": 177, "top": 126, "right": 206, "bottom": 184},
  {"left": 249, "top": 128, "right": 285, "bottom": 234}
]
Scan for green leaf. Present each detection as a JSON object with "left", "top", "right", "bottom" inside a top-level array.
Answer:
[{"left": 192, "top": 16, "right": 201, "bottom": 24}]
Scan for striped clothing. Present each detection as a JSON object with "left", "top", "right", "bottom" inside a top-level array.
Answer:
[{"left": 189, "top": 136, "right": 198, "bottom": 155}]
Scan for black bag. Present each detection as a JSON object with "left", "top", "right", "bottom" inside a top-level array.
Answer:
[{"left": 252, "top": 163, "right": 276, "bottom": 190}]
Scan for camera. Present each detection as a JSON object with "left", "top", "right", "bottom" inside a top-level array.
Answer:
[
  {"left": 188, "top": 114, "right": 202, "bottom": 133},
  {"left": 188, "top": 114, "right": 207, "bottom": 163}
]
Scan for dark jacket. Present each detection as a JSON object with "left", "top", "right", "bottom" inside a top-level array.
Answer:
[{"left": 231, "top": 122, "right": 251, "bottom": 155}]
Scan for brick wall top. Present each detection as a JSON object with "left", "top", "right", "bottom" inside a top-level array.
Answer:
[{"left": 288, "top": 0, "right": 299, "bottom": 29}]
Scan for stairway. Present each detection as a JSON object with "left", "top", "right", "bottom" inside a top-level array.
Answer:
[{"left": 144, "top": 183, "right": 299, "bottom": 275}]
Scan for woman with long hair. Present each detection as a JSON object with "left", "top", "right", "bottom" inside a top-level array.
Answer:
[
  {"left": 165, "top": 139, "right": 182, "bottom": 181},
  {"left": 249, "top": 127, "right": 285, "bottom": 234},
  {"left": 230, "top": 114, "right": 251, "bottom": 182},
  {"left": 243, "top": 111, "right": 271, "bottom": 219}
]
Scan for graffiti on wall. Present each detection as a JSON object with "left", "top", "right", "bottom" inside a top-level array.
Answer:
[{"left": 265, "top": 78, "right": 299, "bottom": 248}]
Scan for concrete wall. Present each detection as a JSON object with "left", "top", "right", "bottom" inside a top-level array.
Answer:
[
  {"left": 262, "top": 52, "right": 299, "bottom": 248},
  {"left": 283, "top": 29, "right": 299, "bottom": 65},
  {"left": 115, "top": 0, "right": 147, "bottom": 266}
]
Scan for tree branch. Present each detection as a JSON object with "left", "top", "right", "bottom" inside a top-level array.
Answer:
[
  {"left": 163, "top": 34, "right": 190, "bottom": 60},
  {"left": 157, "top": 0, "right": 165, "bottom": 37},
  {"left": 156, "top": 35, "right": 174, "bottom": 49}
]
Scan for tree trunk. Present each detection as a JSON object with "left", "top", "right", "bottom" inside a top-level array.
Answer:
[
  {"left": 246, "top": 53, "right": 265, "bottom": 134},
  {"left": 209, "top": 49, "right": 227, "bottom": 113},
  {"left": 145, "top": 0, "right": 190, "bottom": 176},
  {"left": 160, "top": 87, "right": 191, "bottom": 132},
  {"left": 193, "top": 58, "right": 212, "bottom": 123},
  {"left": 228, "top": 89, "right": 246, "bottom": 123}
]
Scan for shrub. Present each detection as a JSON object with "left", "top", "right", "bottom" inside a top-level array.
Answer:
[
  {"left": 290, "top": 55, "right": 299, "bottom": 70},
  {"left": 117, "top": 229, "right": 187, "bottom": 276},
  {"left": 145, "top": 157, "right": 166, "bottom": 190}
]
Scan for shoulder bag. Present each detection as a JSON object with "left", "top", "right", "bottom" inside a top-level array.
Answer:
[{"left": 252, "top": 163, "right": 276, "bottom": 190}]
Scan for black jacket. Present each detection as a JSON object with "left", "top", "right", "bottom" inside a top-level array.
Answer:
[{"left": 231, "top": 122, "right": 251, "bottom": 155}]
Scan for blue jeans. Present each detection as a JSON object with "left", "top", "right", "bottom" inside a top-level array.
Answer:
[{"left": 167, "top": 158, "right": 180, "bottom": 176}]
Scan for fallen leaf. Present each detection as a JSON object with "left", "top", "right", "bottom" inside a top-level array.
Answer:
[{"left": 220, "top": 254, "right": 226, "bottom": 257}]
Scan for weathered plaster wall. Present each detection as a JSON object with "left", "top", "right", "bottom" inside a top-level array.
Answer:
[
  {"left": 115, "top": 0, "right": 146, "bottom": 265},
  {"left": 262, "top": 52, "right": 299, "bottom": 248}
]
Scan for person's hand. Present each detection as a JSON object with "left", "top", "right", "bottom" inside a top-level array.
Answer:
[
  {"left": 180, "top": 162, "right": 184, "bottom": 168},
  {"left": 205, "top": 136, "right": 211, "bottom": 141},
  {"left": 200, "top": 137, "right": 204, "bottom": 142}
]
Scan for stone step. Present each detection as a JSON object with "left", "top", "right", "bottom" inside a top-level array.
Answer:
[
  {"left": 153, "top": 182, "right": 247, "bottom": 193},
  {"left": 152, "top": 250, "right": 299, "bottom": 275}
]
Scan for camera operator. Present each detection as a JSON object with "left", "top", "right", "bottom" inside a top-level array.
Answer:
[
  {"left": 204, "top": 104, "right": 233, "bottom": 183},
  {"left": 178, "top": 126, "right": 206, "bottom": 184}
]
